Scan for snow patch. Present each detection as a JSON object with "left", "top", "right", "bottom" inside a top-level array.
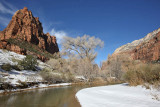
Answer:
[
  {"left": 0, "top": 49, "right": 47, "bottom": 85},
  {"left": 0, "top": 49, "right": 25, "bottom": 65}
]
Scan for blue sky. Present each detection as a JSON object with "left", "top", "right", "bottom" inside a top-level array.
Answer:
[{"left": 0, "top": 0, "right": 160, "bottom": 64}]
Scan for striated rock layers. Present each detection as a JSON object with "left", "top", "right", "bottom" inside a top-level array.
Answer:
[
  {"left": 101, "top": 28, "right": 160, "bottom": 70},
  {"left": 132, "top": 31, "right": 160, "bottom": 62},
  {"left": 112, "top": 28, "right": 160, "bottom": 62},
  {"left": 0, "top": 7, "right": 59, "bottom": 61}
]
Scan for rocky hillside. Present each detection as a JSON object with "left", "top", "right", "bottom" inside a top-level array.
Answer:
[
  {"left": 0, "top": 7, "right": 59, "bottom": 61},
  {"left": 112, "top": 28, "right": 160, "bottom": 62},
  {"left": 101, "top": 28, "right": 160, "bottom": 70}
]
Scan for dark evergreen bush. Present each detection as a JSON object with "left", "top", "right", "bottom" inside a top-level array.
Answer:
[
  {"left": 1, "top": 63, "right": 12, "bottom": 71},
  {"left": 18, "top": 55, "right": 38, "bottom": 71}
]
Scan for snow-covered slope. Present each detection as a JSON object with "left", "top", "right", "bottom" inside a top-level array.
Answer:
[
  {"left": 0, "top": 49, "right": 25, "bottom": 65},
  {"left": 0, "top": 49, "right": 72, "bottom": 93},
  {"left": 0, "top": 49, "right": 48, "bottom": 68},
  {"left": 76, "top": 84, "right": 160, "bottom": 107},
  {"left": 0, "top": 49, "right": 47, "bottom": 85}
]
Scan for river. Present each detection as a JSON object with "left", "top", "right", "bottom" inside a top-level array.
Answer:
[{"left": 0, "top": 84, "right": 107, "bottom": 107}]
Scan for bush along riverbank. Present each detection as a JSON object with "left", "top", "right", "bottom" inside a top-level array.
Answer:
[
  {"left": 0, "top": 49, "right": 71, "bottom": 94},
  {"left": 0, "top": 48, "right": 122, "bottom": 94}
]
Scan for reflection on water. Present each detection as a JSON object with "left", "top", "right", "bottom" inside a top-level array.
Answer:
[
  {"left": 0, "top": 86, "right": 81, "bottom": 107},
  {"left": 0, "top": 84, "right": 107, "bottom": 107}
]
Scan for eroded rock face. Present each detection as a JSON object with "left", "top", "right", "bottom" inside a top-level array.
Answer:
[
  {"left": 113, "top": 28, "right": 160, "bottom": 55},
  {"left": 132, "top": 32, "right": 160, "bottom": 62},
  {"left": 0, "top": 7, "right": 59, "bottom": 61},
  {"left": 112, "top": 28, "right": 160, "bottom": 62}
]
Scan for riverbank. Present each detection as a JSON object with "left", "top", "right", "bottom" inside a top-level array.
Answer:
[
  {"left": 0, "top": 83, "right": 71, "bottom": 95},
  {"left": 0, "top": 76, "right": 122, "bottom": 96},
  {"left": 76, "top": 83, "right": 160, "bottom": 107}
]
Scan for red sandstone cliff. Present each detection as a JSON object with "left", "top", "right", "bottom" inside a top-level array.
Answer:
[
  {"left": 101, "top": 28, "right": 160, "bottom": 70},
  {"left": 0, "top": 7, "right": 59, "bottom": 61},
  {"left": 112, "top": 28, "right": 160, "bottom": 62},
  {"left": 132, "top": 31, "right": 160, "bottom": 62},
  {"left": 102, "top": 28, "right": 160, "bottom": 70}
]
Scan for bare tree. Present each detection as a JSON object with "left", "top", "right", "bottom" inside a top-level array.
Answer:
[
  {"left": 68, "top": 58, "right": 99, "bottom": 79},
  {"left": 45, "top": 35, "right": 103, "bottom": 80},
  {"left": 110, "top": 56, "right": 122, "bottom": 80},
  {"left": 102, "top": 54, "right": 132, "bottom": 80},
  {"left": 61, "top": 35, "right": 104, "bottom": 62}
]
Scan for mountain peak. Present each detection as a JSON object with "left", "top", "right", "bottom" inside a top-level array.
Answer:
[
  {"left": 23, "top": 7, "right": 28, "bottom": 11},
  {"left": 0, "top": 7, "right": 59, "bottom": 61}
]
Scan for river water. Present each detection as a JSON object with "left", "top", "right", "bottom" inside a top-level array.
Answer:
[{"left": 0, "top": 84, "right": 106, "bottom": 107}]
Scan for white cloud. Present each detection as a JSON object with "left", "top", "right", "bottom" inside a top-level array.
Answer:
[
  {"left": 0, "top": 1, "right": 17, "bottom": 27},
  {"left": 0, "top": 16, "right": 10, "bottom": 26},
  {"left": 50, "top": 28, "right": 68, "bottom": 43},
  {"left": 0, "top": 1, "right": 17, "bottom": 15}
]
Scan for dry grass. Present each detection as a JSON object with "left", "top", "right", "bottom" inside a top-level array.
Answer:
[
  {"left": 123, "top": 63, "right": 160, "bottom": 86},
  {"left": 40, "top": 68, "right": 75, "bottom": 83}
]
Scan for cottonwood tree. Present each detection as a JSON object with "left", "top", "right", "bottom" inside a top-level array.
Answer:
[
  {"left": 68, "top": 58, "right": 100, "bottom": 79},
  {"left": 60, "top": 35, "right": 104, "bottom": 79},
  {"left": 61, "top": 35, "right": 104, "bottom": 62}
]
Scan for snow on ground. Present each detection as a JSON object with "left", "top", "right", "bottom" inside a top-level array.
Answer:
[
  {"left": 0, "top": 49, "right": 48, "bottom": 69},
  {"left": 0, "top": 49, "right": 25, "bottom": 65},
  {"left": 3, "top": 70, "right": 43, "bottom": 85},
  {"left": 0, "top": 49, "right": 72, "bottom": 94},
  {"left": 0, "top": 49, "right": 71, "bottom": 89},
  {"left": 38, "top": 83, "right": 72, "bottom": 88},
  {"left": 0, "top": 49, "right": 47, "bottom": 85},
  {"left": 76, "top": 83, "right": 160, "bottom": 107},
  {"left": 75, "top": 76, "right": 86, "bottom": 80},
  {"left": 0, "top": 83, "right": 71, "bottom": 94}
]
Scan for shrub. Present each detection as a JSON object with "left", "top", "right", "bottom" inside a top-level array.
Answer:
[
  {"left": 1, "top": 63, "right": 22, "bottom": 71},
  {"left": 12, "top": 65, "right": 21, "bottom": 71},
  {"left": 0, "top": 78, "right": 5, "bottom": 83},
  {"left": 40, "top": 68, "right": 63, "bottom": 83},
  {"left": 123, "top": 63, "right": 160, "bottom": 86},
  {"left": 65, "top": 72, "right": 75, "bottom": 82},
  {"left": 40, "top": 68, "right": 75, "bottom": 83},
  {"left": 17, "top": 80, "right": 29, "bottom": 88},
  {"left": 18, "top": 55, "right": 38, "bottom": 71},
  {"left": 7, "top": 38, "right": 55, "bottom": 59},
  {"left": 1, "top": 63, "right": 12, "bottom": 71}
]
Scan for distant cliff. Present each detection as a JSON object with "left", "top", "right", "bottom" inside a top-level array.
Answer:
[
  {"left": 102, "top": 28, "right": 160, "bottom": 70},
  {"left": 0, "top": 7, "right": 59, "bottom": 61},
  {"left": 113, "top": 28, "right": 160, "bottom": 62}
]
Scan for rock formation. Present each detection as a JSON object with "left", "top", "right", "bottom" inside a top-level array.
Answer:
[
  {"left": 132, "top": 31, "right": 160, "bottom": 62},
  {"left": 101, "top": 28, "right": 160, "bottom": 70},
  {"left": 0, "top": 7, "right": 59, "bottom": 61},
  {"left": 112, "top": 28, "right": 160, "bottom": 62}
]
